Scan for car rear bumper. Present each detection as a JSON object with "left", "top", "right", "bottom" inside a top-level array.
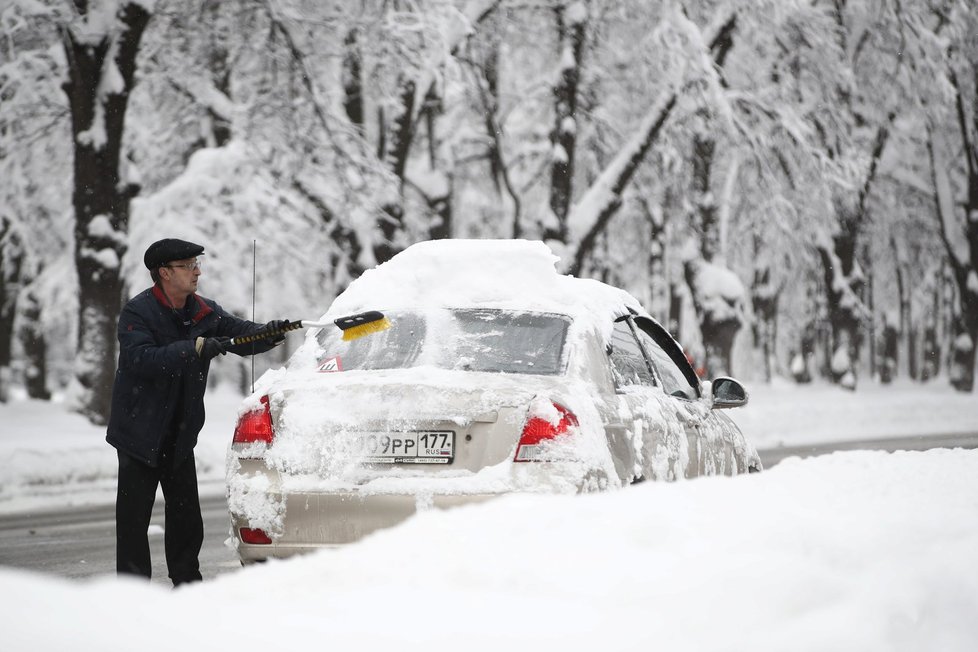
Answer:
[{"left": 230, "top": 490, "right": 500, "bottom": 563}]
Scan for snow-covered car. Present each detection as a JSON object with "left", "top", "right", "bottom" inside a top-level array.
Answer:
[{"left": 227, "top": 239, "right": 759, "bottom": 562}]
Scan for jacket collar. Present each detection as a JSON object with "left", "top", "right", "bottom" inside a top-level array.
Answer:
[{"left": 151, "top": 285, "right": 213, "bottom": 324}]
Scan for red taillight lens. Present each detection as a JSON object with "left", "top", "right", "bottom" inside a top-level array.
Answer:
[
  {"left": 514, "top": 402, "right": 578, "bottom": 462},
  {"left": 239, "top": 527, "right": 272, "bottom": 545},
  {"left": 233, "top": 395, "right": 274, "bottom": 445}
]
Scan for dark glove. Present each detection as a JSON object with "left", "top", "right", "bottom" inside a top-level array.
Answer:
[
  {"left": 196, "top": 336, "right": 232, "bottom": 360},
  {"left": 263, "top": 319, "right": 290, "bottom": 346}
]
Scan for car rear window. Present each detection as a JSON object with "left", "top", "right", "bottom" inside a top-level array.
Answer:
[{"left": 313, "top": 309, "right": 570, "bottom": 375}]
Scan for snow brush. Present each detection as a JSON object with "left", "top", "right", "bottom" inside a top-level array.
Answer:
[{"left": 228, "top": 311, "right": 391, "bottom": 346}]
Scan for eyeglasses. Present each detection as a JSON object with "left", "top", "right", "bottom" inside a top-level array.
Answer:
[{"left": 165, "top": 261, "right": 201, "bottom": 271}]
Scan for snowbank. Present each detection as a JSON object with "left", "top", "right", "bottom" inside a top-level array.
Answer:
[{"left": 3, "top": 448, "right": 978, "bottom": 651}]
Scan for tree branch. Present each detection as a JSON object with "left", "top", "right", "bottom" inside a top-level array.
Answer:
[
  {"left": 857, "top": 117, "right": 892, "bottom": 217},
  {"left": 949, "top": 68, "right": 977, "bottom": 187}
]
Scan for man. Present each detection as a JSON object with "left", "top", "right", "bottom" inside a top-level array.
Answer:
[{"left": 106, "top": 238, "right": 287, "bottom": 586}]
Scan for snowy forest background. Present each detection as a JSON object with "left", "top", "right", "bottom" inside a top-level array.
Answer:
[{"left": 1, "top": 0, "right": 977, "bottom": 426}]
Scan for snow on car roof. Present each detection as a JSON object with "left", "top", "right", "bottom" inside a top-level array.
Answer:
[
  {"left": 252, "top": 239, "right": 654, "bottom": 407},
  {"left": 324, "top": 239, "right": 646, "bottom": 323}
]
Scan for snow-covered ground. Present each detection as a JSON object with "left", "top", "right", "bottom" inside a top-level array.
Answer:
[{"left": 2, "top": 378, "right": 977, "bottom": 650}]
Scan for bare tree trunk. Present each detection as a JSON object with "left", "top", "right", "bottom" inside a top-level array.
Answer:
[
  {"left": 864, "top": 244, "right": 875, "bottom": 380},
  {"left": 908, "top": 322, "right": 919, "bottom": 380},
  {"left": 878, "top": 315, "right": 898, "bottom": 385},
  {"left": 202, "top": 0, "right": 232, "bottom": 147},
  {"left": 384, "top": 75, "right": 416, "bottom": 186},
  {"left": 949, "top": 317, "right": 977, "bottom": 392},
  {"left": 0, "top": 216, "right": 26, "bottom": 402},
  {"left": 19, "top": 290, "right": 50, "bottom": 400},
  {"left": 421, "top": 86, "right": 452, "bottom": 241},
  {"left": 920, "top": 273, "right": 941, "bottom": 382},
  {"left": 949, "top": 69, "right": 978, "bottom": 391},
  {"left": 816, "top": 121, "right": 889, "bottom": 389},
  {"left": 693, "top": 127, "right": 718, "bottom": 262},
  {"left": 468, "top": 36, "right": 524, "bottom": 237},
  {"left": 342, "top": 28, "right": 364, "bottom": 133},
  {"left": 941, "top": 263, "right": 955, "bottom": 377},
  {"left": 62, "top": 2, "right": 151, "bottom": 424},
  {"left": 371, "top": 74, "right": 416, "bottom": 265},
  {"left": 816, "top": 224, "right": 863, "bottom": 389},
  {"left": 926, "top": 65, "right": 978, "bottom": 391},
  {"left": 684, "top": 104, "right": 743, "bottom": 379},
  {"left": 685, "top": 259, "right": 741, "bottom": 378},
  {"left": 891, "top": 236, "right": 918, "bottom": 380},
  {"left": 639, "top": 197, "right": 669, "bottom": 321},
  {"left": 546, "top": 2, "right": 586, "bottom": 243},
  {"left": 668, "top": 283, "right": 683, "bottom": 342},
  {"left": 751, "top": 263, "right": 779, "bottom": 383},
  {"left": 481, "top": 40, "right": 503, "bottom": 196}
]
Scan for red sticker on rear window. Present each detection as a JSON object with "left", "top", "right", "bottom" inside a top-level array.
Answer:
[{"left": 317, "top": 356, "right": 342, "bottom": 373}]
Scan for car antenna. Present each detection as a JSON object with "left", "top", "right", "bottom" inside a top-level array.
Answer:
[{"left": 251, "top": 239, "right": 256, "bottom": 394}]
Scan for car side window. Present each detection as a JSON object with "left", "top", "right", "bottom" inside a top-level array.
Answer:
[
  {"left": 608, "top": 319, "right": 654, "bottom": 387},
  {"left": 633, "top": 322, "right": 699, "bottom": 399}
]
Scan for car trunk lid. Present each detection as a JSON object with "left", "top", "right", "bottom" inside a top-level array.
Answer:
[{"left": 263, "top": 371, "right": 565, "bottom": 476}]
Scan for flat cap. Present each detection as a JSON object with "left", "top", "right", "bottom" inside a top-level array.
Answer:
[{"left": 143, "top": 238, "right": 205, "bottom": 269}]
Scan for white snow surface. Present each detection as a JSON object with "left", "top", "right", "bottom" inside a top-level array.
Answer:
[{"left": 688, "top": 258, "right": 746, "bottom": 322}]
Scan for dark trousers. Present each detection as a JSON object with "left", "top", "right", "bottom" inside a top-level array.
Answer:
[{"left": 116, "top": 449, "right": 204, "bottom": 586}]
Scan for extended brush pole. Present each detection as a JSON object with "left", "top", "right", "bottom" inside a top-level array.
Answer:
[
  {"left": 229, "top": 320, "right": 305, "bottom": 346},
  {"left": 251, "top": 239, "right": 257, "bottom": 392},
  {"left": 227, "top": 310, "right": 391, "bottom": 347}
]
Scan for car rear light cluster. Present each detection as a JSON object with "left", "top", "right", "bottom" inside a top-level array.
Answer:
[
  {"left": 514, "top": 401, "right": 578, "bottom": 462},
  {"left": 239, "top": 527, "right": 272, "bottom": 545},
  {"left": 233, "top": 395, "right": 274, "bottom": 446}
]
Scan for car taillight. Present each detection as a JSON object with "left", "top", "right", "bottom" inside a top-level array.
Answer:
[
  {"left": 239, "top": 527, "right": 272, "bottom": 545},
  {"left": 233, "top": 395, "right": 274, "bottom": 445},
  {"left": 514, "top": 401, "right": 579, "bottom": 462}
]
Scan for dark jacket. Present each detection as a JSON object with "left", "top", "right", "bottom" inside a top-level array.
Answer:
[{"left": 106, "top": 286, "right": 276, "bottom": 467}]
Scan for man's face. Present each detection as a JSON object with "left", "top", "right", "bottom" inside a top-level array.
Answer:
[{"left": 161, "top": 257, "right": 201, "bottom": 294}]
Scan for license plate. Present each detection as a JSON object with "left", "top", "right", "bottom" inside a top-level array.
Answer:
[{"left": 358, "top": 431, "right": 454, "bottom": 464}]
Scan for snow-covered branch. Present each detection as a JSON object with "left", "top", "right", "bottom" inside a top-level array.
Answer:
[
  {"left": 162, "top": 73, "right": 233, "bottom": 124},
  {"left": 813, "top": 229, "right": 872, "bottom": 323},
  {"left": 562, "top": 92, "right": 676, "bottom": 276},
  {"left": 562, "top": 8, "right": 737, "bottom": 275},
  {"left": 407, "top": 0, "right": 502, "bottom": 129}
]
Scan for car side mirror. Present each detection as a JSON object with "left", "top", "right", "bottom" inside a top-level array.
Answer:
[{"left": 710, "top": 376, "right": 748, "bottom": 409}]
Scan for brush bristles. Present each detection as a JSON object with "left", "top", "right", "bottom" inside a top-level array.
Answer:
[{"left": 341, "top": 316, "right": 392, "bottom": 341}]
